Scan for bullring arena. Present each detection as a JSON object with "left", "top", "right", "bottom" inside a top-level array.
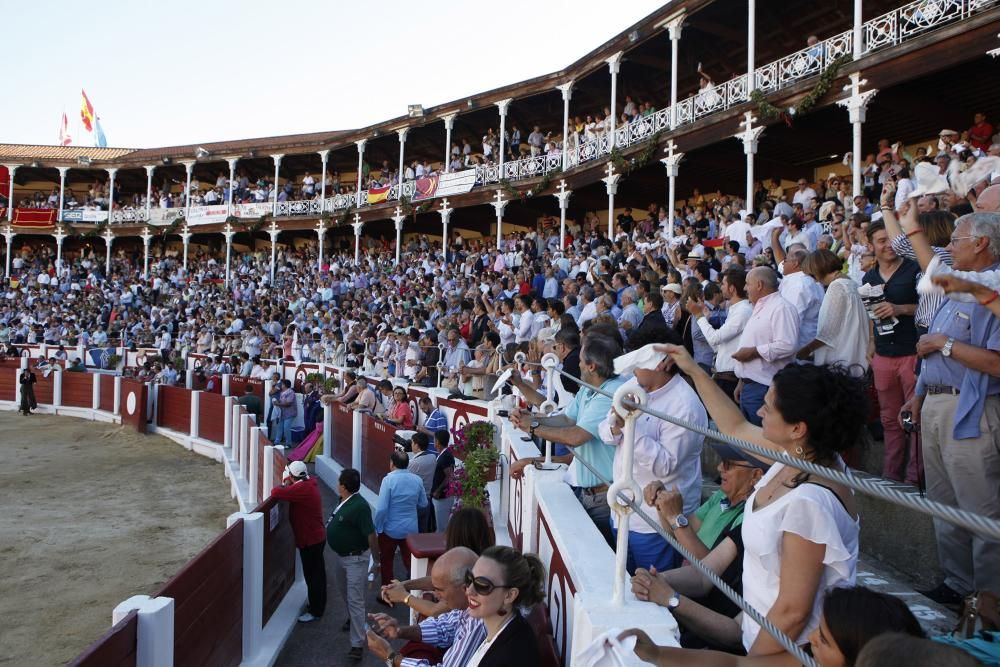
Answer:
[{"left": 3, "top": 0, "right": 1000, "bottom": 665}]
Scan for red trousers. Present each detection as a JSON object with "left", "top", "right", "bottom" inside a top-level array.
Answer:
[{"left": 377, "top": 533, "right": 411, "bottom": 587}]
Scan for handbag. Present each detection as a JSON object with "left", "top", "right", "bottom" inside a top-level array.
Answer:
[{"left": 955, "top": 591, "right": 1000, "bottom": 639}]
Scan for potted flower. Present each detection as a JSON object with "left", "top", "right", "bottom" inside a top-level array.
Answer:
[{"left": 446, "top": 421, "right": 499, "bottom": 513}]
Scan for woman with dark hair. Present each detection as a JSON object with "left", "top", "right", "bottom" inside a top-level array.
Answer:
[
  {"left": 384, "top": 386, "right": 414, "bottom": 429},
  {"left": 654, "top": 344, "right": 868, "bottom": 657},
  {"left": 446, "top": 507, "right": 495, "bottom": 554},
  {"left": 621, "top": 585, "right": 925, "bottom": 667},
  {"left": 464, "top": 545, "right": 545, "bottom": 667}
]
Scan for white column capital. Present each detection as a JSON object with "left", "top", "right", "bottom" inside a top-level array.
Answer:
[
  {"left": 557, "top": 82, "right": 574, "bottom": 101},
  {"left": 267, "top": 220, "right": 280, "bottom": 239},
  {"left": 438, "top": 197, "right": 453, "bottom": 224},
  {"left": 837, "top": 74, "right": 878, "bottom": 124},
  {"left": 553, "top": 180, "right": 572, "bottom": 208},
  {"left": 659, "top": 11, "right": 685, "bottom": 39},
  {"left": 270, "top": 154, "right": 284, "bottom": 166},
  {"left": 317, "top": 149, "right": 330, "bottom": 162},
  {"left": 355, "top": 139, "right": 367, "bottom": 153},
  {"left": 393, "top": 217, "right": 405, "bottom": 232},
  {"left": 53, "top": 225, "right": 68, "bottom": 241},
  {"left": 57, "top": 166, "right": 70, "bottom": 176},
  {"left": 491, "top": 189, "right": 507, "bottom": 216},
  {"left": 102, "top": 227, "right": 115, "bottom": 242},
  {"left": 606, "top": 50, "right": 624, "bottom": 73},
  {"left": 495, "top": 98, "right": 513, "bottom": 116},
  {"left": 181, "top": 160, "right": 196, "bottom": 174},
  {"left": 352, "top": 219, "right": 363, "bottom": 236},
  {"left": 222, "top": 222, "right": 236, "bottom": 240},
  {"left": 144, "top": 164, "right": 156, "bottom": 176},
  {"left": 441, "top": 113, "right": 457, "bottom": 130},
  {"left": 106, "top": 167, "right": 119, "bottom": 178},
  {"left": 734, "top": 112, "right": 765, "bottom": 155},
  {"left": 397, "top": 127, "right": 409, "bottom": 142},
  {"left": 140, "top": 227, "right": 153, "bottom": 244},
  {"left": 226, "top": 157, "right": 240, "bottom": 168},
  {"left": 601, "top": 162, "right": 621, "bottom": 191}
]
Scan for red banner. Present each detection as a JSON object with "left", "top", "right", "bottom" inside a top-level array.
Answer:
[
  {"left": 12, "top": 209, "right": 57, "bottom": 227},
  {"left": 412, "top": 175, "right": 439, "bottom": 201}
]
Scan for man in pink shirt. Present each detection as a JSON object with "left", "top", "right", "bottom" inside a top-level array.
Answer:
[{"left": 730, "top": 267, "right": 800, "bottom": 425}]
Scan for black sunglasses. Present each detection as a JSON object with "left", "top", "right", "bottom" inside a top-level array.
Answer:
[{"left": 465, "top": 570, "right": 512, "bottom": 596}]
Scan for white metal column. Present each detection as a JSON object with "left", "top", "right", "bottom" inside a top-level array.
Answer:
[
  {"left": 270, "top": 154, "right": 283, "bottom": 216},
  {"left": 554, "top": 180, "right": 571, "bottom": 249},
  {"left": 57, "top": 167, "right": 68, "bottom": 222},
  {"left": 602, "top": 163, "right": 620, "bottom": 239},
  {"left": 355, "top": 140, "right": 366, "bottom": 208},
  {"left": 606, "top": 51, "right": 623, "bottom": 150},
  {"left": 443, "top": 115, "right": 456, "bottom": 172},
  {"left": 492, "top": 191, "right": 507, "bottom": 250},
  {"left": 496, "top": 99, "right": 512, "bottom": 171},
  {"left": 558, "top": 82, "right": 573, "bottom": 171}
]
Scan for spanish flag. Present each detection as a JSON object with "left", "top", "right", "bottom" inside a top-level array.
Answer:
[
  {"left": 368, "top": 184, "right": 390, "bottom": 205},
  {"left": 80, "top": 89, "right": 95, "bottom": 132}
]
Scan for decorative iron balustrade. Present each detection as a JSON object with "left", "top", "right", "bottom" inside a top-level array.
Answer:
[{"left": 110, "top": 209, "right": 149, "bottom": 223}]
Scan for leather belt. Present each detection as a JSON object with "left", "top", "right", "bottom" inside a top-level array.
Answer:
[
  {"left": 926, "top": 384, "right": 960, "bottom": 396},
  {"left": 712, "top": 371, "right": 738, "bottom": 382}
]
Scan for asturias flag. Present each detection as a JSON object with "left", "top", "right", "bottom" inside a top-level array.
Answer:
[
  {"left": 80, "top": 89, "right": 95, "bottom": 132},
  {"left": 58, "top": 112, "right": 72, "bottom": 146}
]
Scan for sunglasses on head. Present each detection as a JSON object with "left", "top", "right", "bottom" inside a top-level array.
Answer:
[{"left": 465, "top": 570, "right": 512, "bottom": 596}]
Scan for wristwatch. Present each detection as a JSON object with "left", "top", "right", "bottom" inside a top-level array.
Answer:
[
  {"left": 529, "top": 420, "right": 540, "bottom": 436},
  {"left": 386, "top": 651, "right": 399, "bottom": 667},
  {"left": 669, "top": 514, "right": 689, "bottom": 530},
  {"left": 941, "top": 336, "right": 955, "bottom": 357},
  {"left": 667, "top": 592, "right": 681, "bottom": 609}
]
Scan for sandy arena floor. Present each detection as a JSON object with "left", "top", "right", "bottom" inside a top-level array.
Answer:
[{"left": 0, "top": 413, "right": 235, "bottom": 666}]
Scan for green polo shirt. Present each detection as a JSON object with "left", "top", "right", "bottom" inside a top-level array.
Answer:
[
  {"left": 326, "top": 494, "right": 375, "bottom": 557},
  {"left": 694, "top": 489, "right": 746, "bottom": 549}
]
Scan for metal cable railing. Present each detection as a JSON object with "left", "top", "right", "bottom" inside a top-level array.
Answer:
[
  {"left": 552, "top": 367, "right": 1000, "bottom": 542},
  {"left": 568, "top": 451, "right": 818, "bottom": 667}
]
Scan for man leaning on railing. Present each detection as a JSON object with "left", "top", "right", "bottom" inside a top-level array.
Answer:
[{"left": 509, "top": 331, "right": 624, "bottom": 547}]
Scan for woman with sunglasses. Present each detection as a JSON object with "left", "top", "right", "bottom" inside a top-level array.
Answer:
[{"left": 464, "top": 545, "right": 545, "bottom": 667}]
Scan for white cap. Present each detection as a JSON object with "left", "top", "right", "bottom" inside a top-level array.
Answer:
[{"left": 287, "top": 461, "right": 308, "bottom": 479}]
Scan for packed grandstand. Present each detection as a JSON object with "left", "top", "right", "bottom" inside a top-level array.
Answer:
[{"left": 2, "top": 1, "right": 1000, "bottom": 666}]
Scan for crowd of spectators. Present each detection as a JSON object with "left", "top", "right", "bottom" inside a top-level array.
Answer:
[{"left": 2, "top": 112, "right": 999, "bottom": 665}]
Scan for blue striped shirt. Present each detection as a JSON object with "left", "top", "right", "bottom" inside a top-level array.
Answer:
[
  {"left": 424, "top": 408, "right": 448, "bottom": 433},
  {"left": 401, "top": 609, "right": 486, "bottom": 667}
]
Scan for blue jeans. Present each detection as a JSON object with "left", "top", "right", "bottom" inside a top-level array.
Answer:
[
  {"left": 739, "top": 379, "right": 768, "bottom": 427},
  {"left": 275, "top": 416, "right": 294, "bottom": 445},
  {"left": 611, "top": 526, "right": 677, "bottom": 575}
]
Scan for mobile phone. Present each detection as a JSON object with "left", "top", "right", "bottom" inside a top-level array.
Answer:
[
  {"left": 521, "top": 435, "right": 534, "bottom": 442},
  {"left": 496, "top": 409, "right": 509, "bottom": 418}
]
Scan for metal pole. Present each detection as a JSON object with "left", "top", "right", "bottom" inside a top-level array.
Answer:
[
  {"left": 668, "top": 19, "right": 682, "bottom": 130},
  {"left": 607, "top": 53, "right": 623, "bottom": 150},
  {"left": 318, "top": 150, "right": 329, "bottom": 203},
  {"left": 183, "top": 161, "right": 194, "bottom": 218},
  {"left": 227, "top": 158, "right": 237, "bottom": 215},
  {"left": 747, "top": 0, "right": 756, "bottom": 94},
  {"left": 853, "top": 0, "right": 863, "bottom": 59},
  {"left": 559, "top": 83, "right": 573, "bottom": 171},
  {"left": 271, "top": 154, "right": 283, "bottom": 216},
  {"left": 443, "top": 115, "right": 455, "bottom": 173},
  {"left": 607, "top": 383, "right": 647, "bottom": 606},
  {"left": 355, "top": 140, "right": 366, "bottom": 208},
  {"left": 497, "top": 99, "right": 511, "bottom": 172},
  {"left": 144, "top": 165, "right": 155, "bottom": 221},
  {"left": 5, "top": 165, "right": 20, "bottom": 222},
  {"left": 106, "top": 168, "right": 117, "bottom": 223}
]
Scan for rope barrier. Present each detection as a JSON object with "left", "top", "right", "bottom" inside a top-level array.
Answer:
[{"left": 553, "top": 368, "right": 1000, "bottom": 541}]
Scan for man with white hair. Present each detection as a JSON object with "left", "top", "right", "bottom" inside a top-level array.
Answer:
[
  {"left": 901, "top": 212, "right": 1000, "bottom": 606},
  {"left": 779, "top": 247, "right": 824, "bottom": 352}
]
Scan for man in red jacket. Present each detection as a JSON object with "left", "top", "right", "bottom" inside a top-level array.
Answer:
[{"left": 271, "top": 460, "right": 327, "bottom": 622}]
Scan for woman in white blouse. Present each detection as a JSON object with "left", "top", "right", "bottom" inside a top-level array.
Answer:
[
  {"left": 796, "top": 249, "right": 870, "bottom": 375},
  {"left": 652, "top": 344, "right": 868, "bottom": 657}
]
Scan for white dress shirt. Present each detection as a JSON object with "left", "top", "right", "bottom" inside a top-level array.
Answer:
[
  {"left": 696, "top": 299, "right": 753, "bottom": 373},
  {"left": 515, "top": 310, "right": 534, "bottom": 343},
  {"left": 778, "top": 271, "right": 824, "bottom": 351},
  {"left": 734, "top": 292, "right": 800, "bottom": 386},
  {"left": 598, "top": 374, "right": 706, "bottom": 533}
]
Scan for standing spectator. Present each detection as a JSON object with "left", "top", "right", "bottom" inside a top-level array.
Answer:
[
  {"left": 430, "top": 429, "right": 456, "bottom": 532},
  {"left": 510, "top": 334, "right": 624, "bottom": 545},
  {"left": 902, "top": 212, "right": 1000, "bottom": 606},
  {"left": 408, "top": 432, "right": 438, "bottom": 532},
  {"left": 527, "top": 126, "right": 545, "bottom": 156},
  {"left": 599, "top": 327, "right": 706, "bottom": 573},
  {"left": 326, "top": 467, "right": 379, "bottom": 661},
  {"left": 272, "top": 379, "right": 298, "bottom": 446},
  {"left": 968, "top": 112, "right": 994, "bottom": 152},
  {"left": 863, "top": 220, "right": 921, "bottom": 484},
  {"left": 731, "top": 267, "right": 800, "bottom": 426},
  {"left": 797, "top": 249, "right": 870, "bottom": 373},
  {"left": 792, "top": 178, "right": 817, "bottom": 209},
  {"left": 270, "top": 461, "right": 327, "bottom": 624},
  {"left": 691, "top": 268, "right": 753, "bottom": 400},
  {"left": 417, "top": 397, "right": 448, "bottom": 437},
  {"left": 778, "top": 247, "right": 825, "bottom": 352},
  {"left": 237, "top": 383, "right": 263, "bottom": 422},
  {"left": 18, "top": 366, "right": 37, "bottom": 415},
  {"left": 374, "top": 450, "right": 428, "bottom": 587}
]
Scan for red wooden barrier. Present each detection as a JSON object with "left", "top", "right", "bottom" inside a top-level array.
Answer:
[
  {"left": 361, "top": 414, "right": 396, "bottom": 492},
  {"left": 332, "top": 403, "right": 354, "bottom": 468},
  {"left": 68, "top": 609, "right": 138, "bottom": 667},
  {"left": 0, "top": 366, "right": 15, "bottom": 401},
  {"left": 156, "top": 519, "right": 244, "bottom": 667},
  {"left": 156, "top": 385, "right": 192, "bottom": 432},
  {"left": 256, "top": 434, "right": 268, "bottom": 502},
  {"left": 99, "top": 375, "right": 116, "bottom": 413},
  {"left": 33, "top": 372, "right": 54, "bottom": 405},
  {"left": 120, "top": 379, "right": 148, "bottom": 434},
  {"left": 61, "top": 372, "right": 93, "bottom": 408},
  {"left": 255, "top": 496, "right": 297, "bottom": 627},
  {"left": 437, "top": 397, "right": 489, "bottom": 433},
  {"left": 198, "top": 392, "right": 226, "bottom": 444}
]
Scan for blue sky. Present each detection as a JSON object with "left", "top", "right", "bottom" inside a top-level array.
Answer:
[{"left": 3, "top": 0, "right": 668, "bottom": 149}]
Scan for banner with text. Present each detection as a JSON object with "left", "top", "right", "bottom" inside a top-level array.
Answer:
[
  {"left": 148, "top": 209, "right": 186, "bottom": 226},
  {"left": 62, "top": 209, "right": 109, "bottom": 222},
  {"left": 187, "top": 205, "right": 229, "bottom": 225},
  {"left": 235, "top": 202, "right": 273, "bottom": 218}
]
